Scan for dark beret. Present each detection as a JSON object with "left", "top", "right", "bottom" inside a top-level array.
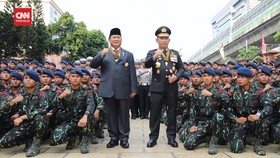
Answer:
[
  {"left": 237, "top": 67, "right": 253, "bottom": 77},
  {"left": 201, "top": 68, "right": 216, "bottom": 76},
  {"left": 50, "top": 62, "right": 56, "bottom": 67},
  {"left": 94, "top": 72, "right": 101, "bottom": 78},
  {"left": 10, "top": 71, "right": 24, "bottom": 81},
  {"left": 198, "top": 61, "right": 206, "bottom": 66},
  {"left": 220, "top": 69, "right": 232, "bottom": 77},
  {"left": 81, "top": 68, "right": 91, "bottom": 76},
  {"left": 233, "top": 64, "right": 242, "bottom": 70},
  {"left": 258, "top": 65, "right": 271, "bottom": 76},
  {"left": 17, "top": 65, "right": 26, "bottom": 71},
  {"left": 33, "top": 60, "right": 41, "bottom": 66},
  {"left": 191, "top": 70, "right": 202, "bottom": 77},
  {"left": 69, "top": 68, "right": 83, "bottom": 77},
  {"left": 55, "top": 69, "right": 65, "bottom": 74},
  {"left": 109, "top": 28, "right": 121, "bottom": 37},
  {"left": 67, "top": 62, "right": 74, "bottom": 67},
  {"left": 182, "top": 72, "right": 190, "bottom": 79},
  {"left": 54, "top": 71, "right": 66, "bottom": 79},
  {"left": 41, "top": 68, "right": 54, "bottom": 78},
  {"left": 3, "top": 68, "right": 12, "bottom": 73},
  {"left": 60, "top": 60, "right": 68, "bottom": 65},
  {"left": 246, "top": 62, "right": 258, "bottom": 70},
  {"left": 215, "top": 70, "right": 220, "bottom": 76},
  {"left": 25, "top": 70, "right": 40, "bottom": 82},
  {"left": 206, "top": 61, "right": 212, "bottom": 66},
  {"left": 155, "top": 26, "right": 171, "bottom": 37},
  {"left": 44, "top": 61, "right": 51, "bottom": 65},
  {"left": 227, "top": 60, "right": 235, "bottom": 65}
]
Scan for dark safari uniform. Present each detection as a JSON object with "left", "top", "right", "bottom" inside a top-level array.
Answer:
[{"left": 145, "top": 26, "right": 184, "bottom": 146}]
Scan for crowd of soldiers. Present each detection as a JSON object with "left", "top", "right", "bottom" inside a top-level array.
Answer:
[
  {"left": 0, "top": 57, "right": 280, "bottom": 156},
  {"left": 174, "top": 60, "right": 280, "bottom": 155},
  {"left": 0, "top": 57, "right": 105, "bottom": 157}
]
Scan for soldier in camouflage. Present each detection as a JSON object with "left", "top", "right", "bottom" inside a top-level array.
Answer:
[
  {"left": 225, "top": 67, "right": 273, "bottom": 156},
  {"left": 183, "top": 68, "right": 227, "bottom": 155},
  {"left": 0, "top": 72, "right": 23, "bottom": 137},
  {"left": 0, "top": 70, "right": 49, "bottom": 157},
  {"left": 176, "top": 72, "right": 190, "bottom": 132},
  {"left": 49, "top": 68, "right": 95, "bottom": 154}
]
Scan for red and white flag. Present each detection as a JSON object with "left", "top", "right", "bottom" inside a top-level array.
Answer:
[
  {"left": 261, "top": 35, "right": 266, "bottom": 54},
  {"left": 219, "top": 43, "right": 225, "bottom": 59}
]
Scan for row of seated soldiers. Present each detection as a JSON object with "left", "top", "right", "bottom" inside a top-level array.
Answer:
[
  {"left": 168, "top": 61, "right": 280, "bottom": 156},
  {"left": 0, "top": 66, "right": 105, "bottom": 157}
]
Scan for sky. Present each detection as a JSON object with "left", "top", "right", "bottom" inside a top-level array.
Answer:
[{"left": 55, "top": 0, "right": 229, "bottom": 61}]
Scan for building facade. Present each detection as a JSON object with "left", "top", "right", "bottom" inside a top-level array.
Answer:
[{"left": 211, "top": 0, "right": 261, "bottom": 38}]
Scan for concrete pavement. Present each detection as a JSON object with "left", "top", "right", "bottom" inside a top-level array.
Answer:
[{"left": 1, "top": 118, "right": 280, "bottom": 158}]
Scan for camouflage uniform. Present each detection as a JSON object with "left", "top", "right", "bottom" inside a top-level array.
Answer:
[
  {"left": 183, "top": 85, "right": 226, "bottom": 150},
  {"left": 176, "top": 85, "right": 190, "bottom": 133},
  {"left": 90, "top": 88, "right": 106, "bottom": 144},
  {"left": 50, "top": 85, "right": 95, "bottom": 149},
  {"left": 269, "top": 87, "right": 280, "bottom": 143},
  {"left": 0, "top": 87, "right": 48, "bottom": 148},
  {"left": 225, "top": 85, "right": 273, "bottom": 153},
  {"left": 0, "top": 88, "right": 21, "bottom": 137}
]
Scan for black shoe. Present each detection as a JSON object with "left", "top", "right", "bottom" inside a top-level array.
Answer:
[
  {"left": 168, "top": 140, "right": 178, "bottom": 148},
  {"left": 147, "top": 139, "right": 157, "bottom": 148},
  {"left": 120, "top": 140, "right": 129, "bottom": 148},
  {"left": 140, "top": 116, "right": 145, "bottom": 119},
  {"left": 131, "top": 116, "right": 136, "bottom": 120},
  {"left": 106, "top": 140, "right": 119, "bottom": 148}
]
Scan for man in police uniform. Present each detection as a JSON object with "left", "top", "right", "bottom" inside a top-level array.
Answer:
[{"left": 145, "top": 26, "right": 184, "bottom": 148}]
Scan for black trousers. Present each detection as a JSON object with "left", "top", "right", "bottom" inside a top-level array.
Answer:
[
  {"left": 104, "top": 97, "right": 130, "bottom": 142},
  {"left": 149, "top": 91, "right": 177, "bottom": 141},
  {"left": 138, "top": 85, "right": 150, "bottom": 117}
]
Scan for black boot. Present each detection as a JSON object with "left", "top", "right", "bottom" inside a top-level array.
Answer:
[
  {"left": 66, "top": 136, "right": 79, "bottom": 150},
  {"left": 80, "top": 136, "right": 90, "bottom": 154},
  {"left": 208, "top": 136, "right": 218, "bottom": 155},
  {"left": 26, "top": 138, "right": 41, "bottom": 157}
]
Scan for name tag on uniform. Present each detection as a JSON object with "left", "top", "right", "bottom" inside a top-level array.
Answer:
[{"left": 170, "top": 55, "right": 178, "bottom": 63}]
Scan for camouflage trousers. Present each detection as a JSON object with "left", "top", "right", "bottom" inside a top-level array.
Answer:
[
  {"left": 90, "top": 110, "right": 106, "bottom": 138},
  {"left": 229, "top": 119, "right": 269, "bottom": 153},
  {"left": 50, "top": 116, "right": 94, "bottom": 145},
  {"left": 0, "top": 114, "right": 46, "bottom": 148},
  {"left": 183, "top": 113, "right": 224, "bottom": 150},
  {"left": 270, "top": 122, "right": 280, "bottom": 144}
]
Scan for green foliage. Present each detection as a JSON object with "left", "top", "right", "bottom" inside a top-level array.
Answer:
[
  {"left": 0, "top": 0, "right": 50, "bottom": 62},
  {"left": 49, "top": 12, "right": 108, "bottom": 61},
  {"left": 236, "top": 45, "right": 260, "bottom": 61},
  {"left": 0, "top": 0, "right": 23, "bottom": 57},
  {"left": 274, "top": 21, "right": 280, "bottom": 42}
]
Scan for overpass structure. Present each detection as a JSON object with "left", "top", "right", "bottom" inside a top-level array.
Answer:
[{"left": 187, "top": 0, "right": 280, "bottom": 62}]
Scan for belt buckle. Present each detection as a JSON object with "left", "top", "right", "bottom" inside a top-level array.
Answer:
[{"left": 142, "top": 83, "right": 147, "bottom": 86}]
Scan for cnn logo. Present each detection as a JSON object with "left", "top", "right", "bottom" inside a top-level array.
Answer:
[
  {"left": 15, "top": 12, "right": 30, "bottom": 19},
  {"left": 14, "top": 8, "right": 32, "bottom": 26}
]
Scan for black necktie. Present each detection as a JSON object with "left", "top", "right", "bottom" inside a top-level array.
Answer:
[{"left": 163, "top": 49, "right": 167, "bottom": 55}]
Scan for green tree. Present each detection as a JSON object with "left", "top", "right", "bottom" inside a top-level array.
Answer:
[
  {"left": 0, "top": 0, "right": 23, "bottom": 57},
  {"left": 20, "top": 0, "right": 50, "bottom": 61},
  {"left": 49, "top": 12, "right": 108, "bottom": 61},
  {"left": 274, "top": 21, "right": 280, "bottom": 42},
  {"left": 236, "top": 45, "right": 260, "bottom": 61},
  {"left": 84, "top": 29, "right": 108, "bottom": 58}
]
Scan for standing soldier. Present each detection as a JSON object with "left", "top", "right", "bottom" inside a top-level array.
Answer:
[
  {"left": 49, "top": 68, "right": 95, "bottom": 154},
  {"left": 225, "top": 67, "right": 273, "bottom": 156},
  {"left": 0, "top": 70, "right": 48, "bottom": 157},
  {"left": 145, "top": 26, "right": 184, "bottom": 148},
  {"left": 90, "top": 28, "right": 137, "bottom": 149}
]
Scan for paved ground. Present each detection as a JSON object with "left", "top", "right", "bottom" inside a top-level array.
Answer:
[{"left": 1, "top": 118, "right": 280, "bottom": 158}]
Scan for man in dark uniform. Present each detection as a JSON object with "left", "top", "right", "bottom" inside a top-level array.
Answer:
[
  {"left": 90, "top": 28, "right": 138, "bottom": 149},
  {"left": 145, "top": 26, "right": 184, "bottom": 148}
]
